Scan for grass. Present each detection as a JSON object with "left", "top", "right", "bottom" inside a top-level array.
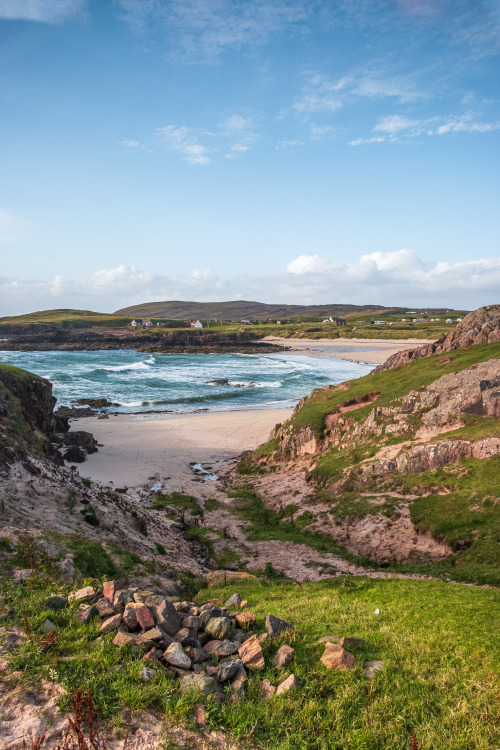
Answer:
[
  {"left": 285, "top": 341, "right": 500, "bottom": 438},
  {"left": 0, "top": 308, "right": 131, "bottom": 327},
  {"left": 1, "top": 537, "right": 498, "bottom": 749},
  {"left": 151, "top": 492, "right": 201, "bottom": 515}
]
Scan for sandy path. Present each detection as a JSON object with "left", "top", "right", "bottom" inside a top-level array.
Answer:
[
  {"left": 75, "top": 409, "right": 292, "bottom": 490},
  {"left": 264, "top": 336, "right": 435, "bottom": 364}
]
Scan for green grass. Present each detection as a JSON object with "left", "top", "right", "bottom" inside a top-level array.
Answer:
[
  {"left": 432, "top": 414, "right": 500, "bottom": 442},
  {"left": 151, "top": 492, "right": 201, "bottom": 514},
  {"left": 196, "top": 577, "right": 499, "bottom": 750},
  {"left": 285, "top": 341, "right": 500, "bottom": 438},
  {"left": 0, "top": 308, "right": 131, "bottom": 327},
  {"left": 0, "top": 361, "right": 44, "bottom": 380}
]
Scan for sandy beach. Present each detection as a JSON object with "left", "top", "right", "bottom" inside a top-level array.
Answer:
[
  {"left": 264, "top": 335, "right": 434, "bottom": 364},
  {"left": 74, "top": 337, "right": 432, "bottom": 490},
  {"left": 76, "top": 408, "right": 292, "bottom": 490}
]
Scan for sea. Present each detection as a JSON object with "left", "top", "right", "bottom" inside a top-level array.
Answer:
[{"left": 0, "top": 349, "right": 373, "bottom": 415}]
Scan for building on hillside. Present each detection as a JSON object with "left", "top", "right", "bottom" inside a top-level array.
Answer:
[
  {"left": 373, "top": 320, "right": 386, "bottom": 325},
  {"left": 142, "top": 319, "right": 152, "bottom": 327},
  {"left": 131, "top": 319, "right": 138, "bottom": 328},
  {"left": 190, "top": 320, "right": 203, "bottom": 329}
]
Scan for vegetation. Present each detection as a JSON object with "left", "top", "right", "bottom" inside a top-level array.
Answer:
[
  {"left": 151, "top": 492, "right": 202, "bottom": 515},
  {"left": 0, "top": 308, "right": 131, "bottom": 327}
]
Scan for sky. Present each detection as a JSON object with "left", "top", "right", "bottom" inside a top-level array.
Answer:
[{"left": 0, "top": 0, "right": 499, "bottom": 315}]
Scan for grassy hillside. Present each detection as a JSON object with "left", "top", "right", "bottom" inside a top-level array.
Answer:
[{"left": 0, "top": 308, "right": 131, "bottom": 326}]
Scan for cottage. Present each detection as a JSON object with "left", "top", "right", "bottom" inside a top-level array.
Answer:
[
  {"left": 131, "top": 319, "right": 138, "bottom": 328},
  {"left": 142, "top": 319, "right": 152, "bottom": 327},
  {"left": 190, "top": 320, "right": 203, "bottom": 329}
]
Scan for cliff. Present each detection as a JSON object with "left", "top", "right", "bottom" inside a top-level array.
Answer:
[
  {"left": 235, "top": 309, "right": 500, "bottom": 585},
  {"left": 374, "top": 304, "right": 500, "bottom": 372}
]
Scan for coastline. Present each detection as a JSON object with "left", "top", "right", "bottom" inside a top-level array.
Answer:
[
  {"left": 76, "top": 408, "right": 292, "bottom": 490},
  {"left": 263, "top": 335, "right": 435, "bottom": 364}
]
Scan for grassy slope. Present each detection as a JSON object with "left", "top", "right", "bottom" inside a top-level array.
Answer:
[
  {"left": 251, "top": 342, "right": 500, "bottom": 586},
  {"left": 2, "top": 555, "right": 498, "bottom": 750},
  {"left": 0, "top": 308, "right": 131, "bottom": 326}
]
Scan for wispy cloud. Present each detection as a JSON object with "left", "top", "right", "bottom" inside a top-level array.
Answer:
[
  {"left": 0, "top": 0, "right": 87, "bottom": 23},
  {"left": 1, "top": 250, "right": 498, "bottom": 316},
  {"left": 155, "top": 125, "right": 212, "bottom": 165},
  {"left": 117, "top": 0, "right": 318, "bottom": 61},
  {"left": 350, "top": 110, "right": 500, "bottom": 144},
  {"left": 121, "top": 138, "right": 145, "bottom": 148}
]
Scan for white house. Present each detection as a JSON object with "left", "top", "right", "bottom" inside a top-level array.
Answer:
[
  {"left": 131, "top": 319, "right": 138, "bottom": 328},
  {"left": 143, "top": 319, "right": 152, "bottom": 327},
  {"left": 190, "top": 320, "right": 203, "bottom": 329}
]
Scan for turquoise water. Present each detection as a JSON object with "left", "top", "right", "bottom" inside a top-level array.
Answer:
[{"left": 0, "top": 350, "right": 373, "bottom": 414}]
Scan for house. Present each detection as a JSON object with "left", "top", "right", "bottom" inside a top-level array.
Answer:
[
  {"left": 322, "top": 316, "right": 346, "bottom": 326},
  {"left": 374, "top": 320, "right": 386, "bottom": 325},
  {"left": 131, "top": 319, "right": 138, "bottom": 328},
  {"left": 190, "top": 320, "right": 203, "bottom": 329},
  {"left": 143, "top": 319, "right": 152, "bottom": 327}
]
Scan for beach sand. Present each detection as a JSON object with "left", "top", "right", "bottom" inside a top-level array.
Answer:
[
  {"left": 264, "top": 335, "right": 434, "bottom": 364},
  {"left": 76, "top": 408, "right": 291, "bottom": 490}
]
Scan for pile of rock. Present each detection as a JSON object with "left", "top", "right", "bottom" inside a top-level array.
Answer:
[{"left": 59, "top": 586, "right": 299, "bottom": 700}]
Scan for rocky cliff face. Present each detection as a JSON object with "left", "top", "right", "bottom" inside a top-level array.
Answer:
[{"left": 374, "top": 305, "right": 500, "bottom": 372}]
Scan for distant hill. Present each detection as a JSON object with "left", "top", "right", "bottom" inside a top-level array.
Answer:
[{"left": 114, "top": 300, "right": 410, "bottom": 321}]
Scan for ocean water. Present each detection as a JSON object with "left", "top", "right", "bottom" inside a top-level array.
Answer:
[{"left": 0, "top": 350, "right": 373, "bottom": 414}]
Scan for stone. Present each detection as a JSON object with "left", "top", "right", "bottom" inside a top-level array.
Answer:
[
  {"left": 164, "top": 641, "right": 192, "bottom": 670},
  {"left": 77, "top": 605, "right": 96, "bottom": 624},
  {"left": 224, "top": 593, "right": 242, "bottom": 608},
  {"left": 123, "top": 603, "right": 143, "bottom": 629},
  {"left": 320, "top": 644, "right": 356, "bottom": 671},
  {"left": 136, "top": 605, "right": 155, "bottom": 631},
  {"left": 240, "top": 600, "right": 249, "bottom": 608},
  {"left": 185, "top": 646, "right": 210, "bottom": 664},
  {"left": 212, "top": 639, "right": 239, "bottom": 657},
  {"left": 142, "top": 647, "right": 163, "bottom": 662},
  {"left": 265, "top": 614, "right": 294, "bottom": 638},
  {"left": 46, "top": 595, "right": 67, "bottom": 610},
  {"left": 141, "top": 666, "right": 155, "bottom": 681},
  {"left": 316, "top": 635, "right": 341, "bottom": 644},
  {"left": 113, "top": 590, "right": 134, "bottom": 610},
  {"left": 216, "top": 659, "right": 243, "bottom": 682},
  {"left": 133, "top": 590, "right": 154, "bottom": 603},
  {"left": 189, "top": 606, "right": 200, "bottom": 616},
  {"left": 41, "top": 619, "right": 56, "bottom": 634},
  {"left": 205, "top": 616, "right": 231, "bottom": 640},
  {"left": 235, "top": 611, "right": 256, "bottom": 629},
  {"left": 179, "top": 601, "right": 191, "bottom": 612},
  {"left": 260, "top": 679, "right": 276, "bottom": 699},
  {"left": 276, "top": 674, "right": 299, "bottom": 695},
  {"left": 193, "top": 704, "right": 208, "bottom": 729},
  {"left": 113, "top": 631, "right": 145, "bottom": 648},
  {"left": 144, "top": 594, "right": 164, "bottom": 607},
  {"left": 179, "top": 674, "right": 217, "bottom": 697},
  {"left": 102, "top": 581, "right": 117, "bottom": 602},
  {"left": 155, "top": 599, "right": 182, "bottom": 636},
  {"left": 96, "top": 597, "right": 115, "bottom": 618},
  {"left": 12, "top": 569, "right": 33, "bottom": 584},
  {"left": 204, "top": 639, "right": 222, "bottom": 655},
  {"left": 337, "top": 637, "right": 366, "bottom": 650},
  {"left": 142, "top": 627, "right": 164, "bottom": 641},
  {"left": 238, "top": 634, "right": 265, "bottom": 670},
  {"left": 174, "top": 627, "right": 191, "bottom": 644},
  {"left": 363, "top": 660, "right": 384, "bottom": 679},
  {"left": 272, "top": 645, "right": 295, "bottom": 669},
  {"left": 182, "top": 615, "right": 201, "bottom": 630},
  {"left": 232, "top": 665, "right": 247, "bottom": 684},
  {"left": 169, "top": 666, "right": 193, "bottom": 678},
  {"left": 99, "top": 614, "right": 122, "bottom": 634},
  {"left": 69, "top": 586, "right": 95, "bottom": 603},
  {"left": 205, "top": 570, "right": 256, "bottom": 587}
]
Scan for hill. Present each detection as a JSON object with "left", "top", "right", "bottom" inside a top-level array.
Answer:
[
  {"left": 114, "top": 299, "right": 415, "bottom": 320},
  {"left": 0, "top": 308, "right": 130, "bottom": 327}
]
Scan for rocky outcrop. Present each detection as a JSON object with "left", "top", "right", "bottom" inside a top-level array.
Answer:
[{"left": 375, "top": 305, "right": 500, "bottom": 372}]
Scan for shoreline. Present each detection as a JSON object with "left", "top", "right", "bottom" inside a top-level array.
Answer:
[
  {"left": 263, "top": 336, "right": 434, "bottom": 364},
  {"left": 76, "top": 408, "right": 292, "bottom": 491}
]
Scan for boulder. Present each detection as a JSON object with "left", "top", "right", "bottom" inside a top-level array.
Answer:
[
  {"left": 136, "top": 605, "right": 155, "bottom": 631},
  {"left": 211, "top": 639, "right": 239, "bottom": 657},
  {"left": 123, "top": 603, "right": 143, "bottom": 629},
  {"left": 236, "top": 611, "right": 256, "bottom": 629},
  {"left": 272, "top": 644, "right": 295, "bottom": 669},
  {"left": 113, "top": 631, "right": 146, "bottom": 649},
  {"left": 77, "top": 605, "right": 96, "bottom": 624},
  {"left": 363, "top": 660, "right": 384, "bottom": 679},
  {"left": 155, "top": 599, "right": 182, "bottom": 636},
  {"left": 320, "top": 643, "right": 356, "bottom": 671},
  {"left": 265, "top": 614, "right": 294, "bottom": 637},
  {"left": 276, "top": 674, "right": 300, "bottom": 695},
  {"left": 140, "top": 666, "right": 155, "bottom": 681},
  {"left": 224, "top": 593, "right": 242, "bottom": 608},
  {"left": 182, "top": 615, "right": 201, "bottom": 629},
  {"left": 142, "top": 647, "right": 163, "bottom": 662},
  {"left": 69, "top": 586, "right": 95, "bottom": 603},
  {"left": 46, "top": 595, "right": 67, "bottom": 610},
  {"left": 179, "top": 674, "right": 217, "bottom": 697},
  {"left": 185, "top": 646, "right": 210, "bottom": 664},
  {"left": 102, "top": 581, "right": 117, "bottom": 602},
  {"left": 193, "top": 704, "right": 208, "bottom": 729},
  {"left": 203, "top": 640, "right": 222, "bottom": 655},
  {"left": 99, "top": 614, "right": 122, "bottom": 634},
  {"left": 41, "top": 619, "right": 56, "bottom": 634},
  {"left": 216, "top": 659, "right": 243, "bottom": 683},
  {"left": 113, "top": 589, "right": 134, "bottom": 610},
  {"left": 96, "top": 597, "right": 115, "bottom": 618},
  {"left": 164, "top": 641, "right": 192, "bottom": 670},
  {"left": 260, "top": 679, "right": 276, "bottom": 699},
  {"left": 205, "top": 616, "right": 231, "bottom": 640},
  {"left": 142, "top": 627, "right": 164, "bottom": 641},
  {"left": 133, "top": 590, "right": 154, "bottom": 603},
  {"left": 238, "top": 634, "right": 265, "bottom": 670}
]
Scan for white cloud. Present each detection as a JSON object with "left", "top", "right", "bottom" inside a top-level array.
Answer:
[
  {"left": 434, "top": 114, "right": 500, "bottom": 135},
  {"left": 155, "top": 125, "right": 211, "bottom": 165},
  {"left": 0, "top": 0, "right": 86, "bottom": 23},
  {"left": 352, "top": 110, "right": 500, "bottom": 144},
  {"left": 0, "top": 252, "right": 498, "bottom": 316},
  {"left": 121, "top": 138, "right": 144, "bottom": 148},
  {"left": 276, "top": 140, "right": 303, "bottom": 149},
  {"left": 374, "top": 115, "right": 420, "bottom": 134},
  {"left": 349, "top": 136, "right": 388, "bottom": 146}
]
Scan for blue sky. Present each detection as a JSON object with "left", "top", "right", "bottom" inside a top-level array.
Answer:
[{"left": 0, "top": 0, "right": 499, "bottom": 315}]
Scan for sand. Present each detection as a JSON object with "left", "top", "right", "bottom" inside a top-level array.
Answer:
[
  {"left": 76, "top": 408, "right": 292, "bottom": 490},
  {"left": 264, "top": 335, "right": 434, "bottom": 364}
]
